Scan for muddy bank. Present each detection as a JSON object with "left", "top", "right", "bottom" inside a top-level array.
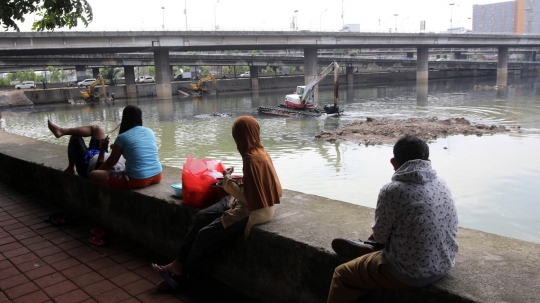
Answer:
[
  {"left": 315, "top": 117, "right": 510, "bottom": 145},
  {"left": 0, "top": 90, "right": 33, "bottom": 108}
]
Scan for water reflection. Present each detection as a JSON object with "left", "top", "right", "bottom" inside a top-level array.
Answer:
[{"left": 1, "top": 76, "right": 540, "bottom": 243}]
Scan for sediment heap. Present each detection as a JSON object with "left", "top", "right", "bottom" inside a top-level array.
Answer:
[
  {"left": 0, "top": 90, "right": 33, "bottom": 108},
  {"left": 315, "top": 117, "right": 510, "bottom": 146}
]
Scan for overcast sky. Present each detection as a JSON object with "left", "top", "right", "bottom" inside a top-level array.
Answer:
[{"left": 12, "top": 0, "right": 505, "bottom": 33}]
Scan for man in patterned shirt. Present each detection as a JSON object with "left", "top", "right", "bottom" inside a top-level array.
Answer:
[{"left": 327, "top": 135, "right": 459, "bottom": 303}]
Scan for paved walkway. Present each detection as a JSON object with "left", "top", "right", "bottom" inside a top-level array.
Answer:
[{"left": 0, "top": 181, "right": 255, "bottom": 303}]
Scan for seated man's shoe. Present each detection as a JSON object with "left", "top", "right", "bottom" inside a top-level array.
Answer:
[{"left": 331, "top": 238, "right": 376, "bottom": 260}]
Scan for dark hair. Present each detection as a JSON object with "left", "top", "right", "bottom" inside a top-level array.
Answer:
[
  {"left": 393, "top": 135, "right": 429, "bottom": 165},
  {"left": 119, "top": 105, "right": 143, "bottom": 134}
]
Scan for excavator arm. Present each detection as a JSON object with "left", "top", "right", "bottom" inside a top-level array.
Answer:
[
  {"left": 190, "top": 74, "right": 217, "bottom": 92},
  {"left": 301, "top": 61, "right": 339, "bottom": 103},
  {"left": 80, "top": 75, "right": 107, "bottom": 101}
]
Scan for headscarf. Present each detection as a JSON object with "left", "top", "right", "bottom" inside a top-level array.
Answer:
[{"left": 232, "top": 116, "right": 282, "bottom": 211}]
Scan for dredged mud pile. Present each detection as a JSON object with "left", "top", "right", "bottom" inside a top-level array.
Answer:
[{"left": 315, "top": 117, "right": 510, "bottom": 146}]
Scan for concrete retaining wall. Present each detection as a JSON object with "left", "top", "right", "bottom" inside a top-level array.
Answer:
[
  {"left": 0, "top": 130, "right": 539, "bottom": 303},
  {"left": 0, "top": 70, "right": 501, "bottom": 106}
]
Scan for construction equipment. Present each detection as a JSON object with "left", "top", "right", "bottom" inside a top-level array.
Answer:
[
  {"left": 189, "top": 74, "right": 217, "bottom": 93},
  {"left": 258, "top": 61, "right": 342, "bottom": 117},
  {"left": 80, "top": 75, "right": 107, "bottom": 102}
]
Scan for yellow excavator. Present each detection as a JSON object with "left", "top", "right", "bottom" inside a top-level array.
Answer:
[
  {"left": 80, "top": 75, "right": 107, "bottom": 102},
  {"left": 189, "top": 74, "right": 217, "bottom": 93}
]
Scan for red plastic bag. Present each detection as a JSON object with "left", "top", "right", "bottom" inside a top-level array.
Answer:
[{"left": 182, "top": 156, "right": 228, "bottom": 208}]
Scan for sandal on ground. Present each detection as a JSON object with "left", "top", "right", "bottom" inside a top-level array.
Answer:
[
  {"left": 157, "top": 280, "right": 179, "bottom": 293},
  {"left": 89, "top": 236, "right": 106, "bottom": 246},
  {"left": 91, "top": 227, "right": 105, "bottom": 237},
  {"left": 151, "top": 264, "right": 178, "bottom": 288}
]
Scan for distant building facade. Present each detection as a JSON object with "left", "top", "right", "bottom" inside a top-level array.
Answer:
[{"left": 473, "top": 0, "right": 540, "bottom": 34}]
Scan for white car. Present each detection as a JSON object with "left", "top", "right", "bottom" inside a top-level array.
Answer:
[
  {"left": 140, "top": 76, "right": 155, "bottom": 83},
  {"left": 78, "top": 78, "right": 96, "bottom": 87},
  {"left": 436, "top": 58, "right": 447, "bottom": 62},
  {"left": 14, "top": 81, "right": 35, "bottom": 89},
  {"left": 239, "top": 72, "right": 250, "bottom": 78}
]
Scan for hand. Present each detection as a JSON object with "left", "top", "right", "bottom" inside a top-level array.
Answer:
[
  {"left": 223, "top": 167, "right": 234, "bottom": 176},
  {"left": 99, "top": 136, "right": 110, "bottom": 152}
]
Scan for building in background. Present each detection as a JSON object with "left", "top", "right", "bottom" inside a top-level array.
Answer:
[{"left": 473, "top": 0, "right": 540, "bottom": 34}]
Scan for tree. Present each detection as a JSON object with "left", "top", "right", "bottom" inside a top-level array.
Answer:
[{"left": 1, "top": 0, "right": 93, "bottom": 32}]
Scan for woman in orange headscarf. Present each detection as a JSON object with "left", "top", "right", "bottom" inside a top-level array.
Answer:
[{"left": 151, "top": 116, "right": 282, "bottom": 289}]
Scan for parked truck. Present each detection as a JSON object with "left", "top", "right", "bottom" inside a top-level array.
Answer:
[
  {"left": 340, "top": 24, "right": 360, "bottom": 32},
  {"left": 174, "top": 71, "right": 192, "bottom": 81}
]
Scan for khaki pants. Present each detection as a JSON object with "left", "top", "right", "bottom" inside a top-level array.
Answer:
[{"left": 327, "top": 251, "right": 415, "bottom": 303}]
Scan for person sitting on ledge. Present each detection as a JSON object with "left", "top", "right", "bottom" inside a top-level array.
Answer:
[
  {"left": 151, "top": 116, "right": 282, "bottom": 290},
  {"left": 89, "top": 105, "right": 162, "bottom": 190},
  {"left": 327, "top": 135, "right": 459, "bottom": 303},
  {"left": 47, "top": 120, "right": 109, "bottom": 179}
]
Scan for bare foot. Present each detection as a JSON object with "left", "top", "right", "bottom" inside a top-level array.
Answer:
[
  {"left": 47, "top": 120, "right": 63, "bottom": 138},
  {"left": 63, "top": 167, "right": 76, "bottom": 174}
]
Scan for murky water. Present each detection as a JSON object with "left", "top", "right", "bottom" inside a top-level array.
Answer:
[{"left": 2, "top": 76, "right": 540, "bottom": 244}]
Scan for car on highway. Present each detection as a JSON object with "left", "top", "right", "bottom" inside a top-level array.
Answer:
[
  {"left": 78, "top": 78, "right": 96, "bottom": 87},
  {"left": 436, "top": 58, "right": 447, "bottom": 62},
  {"left": 239, "top": 72, "right": 250, "bottom": 78},
  {"left": 14, "top": 81, "right": 35, "bottom": 89},
  {"left": 140, "top": 76, "right": 155, "bottom": 83}
]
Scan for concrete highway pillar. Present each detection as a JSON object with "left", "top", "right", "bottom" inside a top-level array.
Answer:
[
  {"left": 153, "top": 49, "right": 172, "bottom": 100},
  {"left": 416, "top": 47, "right": 429, "bottom": 104},
  {"left": 497, "top": 47, "right": 508, "bottom": 86},
  {"left": 454, "top": 52, "right": 462, "bottom": 60},
  {"left": 92, "top": 67, "right": 100, "bottom": 78},
  {"left": 249, "top": 66, "right": 259, "bottom": 90},
  {"left": 123, "top": 66, "right": 137, "bottom": 99},
  {"left": 472, "top": 68, "right": 478, "bottom": 77},
  {"left": 75, "top": 65, "right": 86, "bottom": 82},
  {"left": 532, "top": 51, "right": 537, "bottom": 61},
  {"left": 304, "top": 48, "right": 318, "bottom": 102},
  {"left": 346, "top": 66, "right": 354, "bottom": 87}
]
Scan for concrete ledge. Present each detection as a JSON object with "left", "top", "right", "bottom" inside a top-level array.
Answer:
[{"left": 0, "top": 130, "right": 539, "bottom": 303}]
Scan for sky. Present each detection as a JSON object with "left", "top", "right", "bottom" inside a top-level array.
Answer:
[{"left": 11, "top": 0, "right": 506, "bottom": 33}]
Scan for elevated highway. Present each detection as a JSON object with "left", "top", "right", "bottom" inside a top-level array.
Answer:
[
  {"left": 1, "top": 53, "right": 539, "bottom": 73},
  {"left": 2, "top": 31, "right": 538, "bottom": 100}
]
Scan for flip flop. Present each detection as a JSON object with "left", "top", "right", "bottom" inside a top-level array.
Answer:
[
  {"left": 89, "top": 236, "right": 106, "bottom": 246},
  {"left": 157, "top": 280, "right": 178, "bottom": 293},
  {"left": 91, "top": 227, "right": 105, "bottom": 237},
  {"left": 151, "top": 264, "right": 178, "bottom": 289}
]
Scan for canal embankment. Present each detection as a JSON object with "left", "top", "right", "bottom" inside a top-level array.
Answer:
[
  {"left": 0, "top": 130, "right": 538, "bottom": 303},
  {"left": 0, "top": 69, "right": 503, "bottom": 107}
]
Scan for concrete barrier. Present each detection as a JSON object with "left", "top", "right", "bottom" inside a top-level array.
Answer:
[
  {"left": 0, "top": 70, "right": 501, "bottom": 106},
  {"left": 1, "top": 129, "right": 539, "bottom": 303}
]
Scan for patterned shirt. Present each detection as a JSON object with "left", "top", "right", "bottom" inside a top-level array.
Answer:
[{"left": 372, "top": 160, "right": 459, "bottom": 286}]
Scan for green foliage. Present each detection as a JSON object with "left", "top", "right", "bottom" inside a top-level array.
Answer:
[
  {"left": 99, "top": 66, "right": 123, "bottom": 80},
  {"left": 201, "top": 66, "right": 210, "bottom": 76},
  {"left": 1, "top": 0, "right": 93, "bottom": 32},
  {"left": 148, "top": 66, "right": 155, "bottom": 77},
  {"left": 99, "top": 66, "right": 114, "bottom": 79},
  {"left": 14, "top": 69, "right": 37, "bottom": 82}
]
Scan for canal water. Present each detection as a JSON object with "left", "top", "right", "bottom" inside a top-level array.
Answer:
[{"left": 1, "top": 76, "right": 540, "bottom": 244}]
